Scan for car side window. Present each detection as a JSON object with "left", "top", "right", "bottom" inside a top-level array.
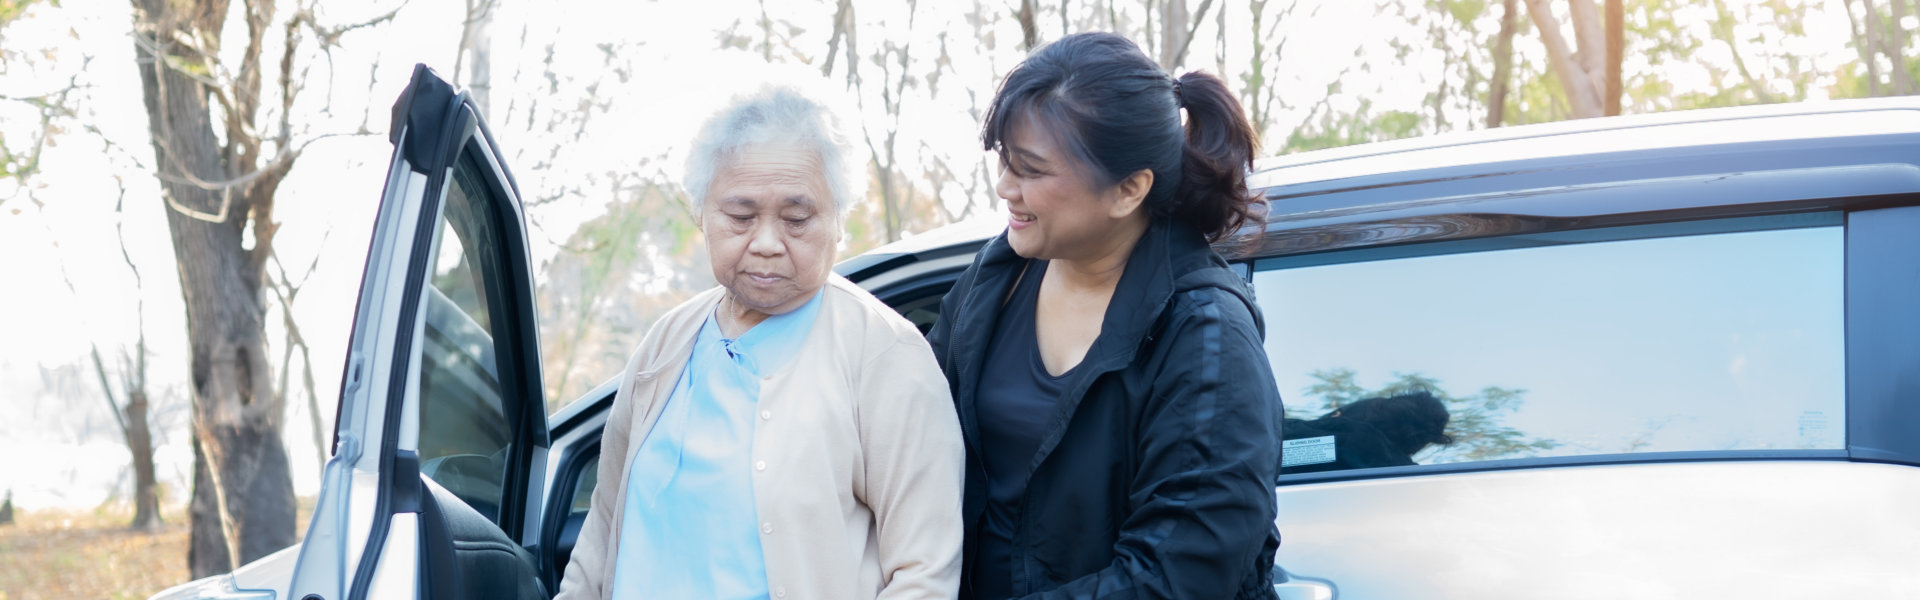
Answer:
[
  {"left": 415, "top": 151, "right": 516, "bottom": 522},
  {"left": 1255, "top": 220, "right": 1846, "bottom": 476}
]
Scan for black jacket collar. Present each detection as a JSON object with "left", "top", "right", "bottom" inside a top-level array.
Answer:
[{"left": 946, "top": 220, "right": 1247, "bottom": 469}]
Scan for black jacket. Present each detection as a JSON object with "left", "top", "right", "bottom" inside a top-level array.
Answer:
[{"left": 928, "top": 221, "right": 1284, "bottom": 600}]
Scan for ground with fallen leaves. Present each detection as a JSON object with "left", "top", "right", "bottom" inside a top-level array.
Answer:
[
  {"left": 0, "top": 500, "right": 313, "bottom": 600},
  {"left": 0, "top": 504, "right": 189, "bottom": 600}
]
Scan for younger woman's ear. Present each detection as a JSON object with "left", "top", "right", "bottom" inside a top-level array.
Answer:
[{"left": 1108, "top": 168, "right": 1154, "bottom": 220}]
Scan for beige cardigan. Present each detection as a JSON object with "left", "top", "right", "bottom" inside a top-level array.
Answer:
[{"left": 553, "top": 275, "right": 964, "bottom": 600}]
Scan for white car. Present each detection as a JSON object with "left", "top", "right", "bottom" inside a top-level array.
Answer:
[{"left": 153, "top": 66, "right": 1920, "bottom": 600}]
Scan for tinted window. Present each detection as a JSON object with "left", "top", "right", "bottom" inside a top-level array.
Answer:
[
  {"left": 1255, "top": 222, "right": 1846, "bottom": 475},
  {"left": 416, "top": 152, "right": 515, "bottom": 521}
]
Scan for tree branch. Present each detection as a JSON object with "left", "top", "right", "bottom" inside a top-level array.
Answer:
[
  {"left": 1522, "top": 0, "right": 1602, "bottom": 117},
  {"left": 1169, "top": 0, "right": 1216, "bottom": 70},
  {"left": 89, "top": 345, "right": 132, "bottom": 439}
]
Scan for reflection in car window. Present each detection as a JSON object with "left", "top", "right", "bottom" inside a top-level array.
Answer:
[
  {"left": 1256, "top": 224, "right": 1845, "bottom": 474},
  {"left": 415, "top": 153, "right": 514, "bottom": 521}
]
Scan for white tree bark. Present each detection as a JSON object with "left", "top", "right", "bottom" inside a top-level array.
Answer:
[{"left": 1523, "top": 0, "right": 1605, "bottom": 118}]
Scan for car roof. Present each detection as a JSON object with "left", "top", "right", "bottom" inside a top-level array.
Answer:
[
  {"left": 840, "top": 97, "right": 1920, "bottom": 267},
  {"left": 1248, "top": 96, "right": 1920, "bottom": 190}
]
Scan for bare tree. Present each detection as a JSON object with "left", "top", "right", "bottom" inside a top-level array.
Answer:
[
  {"left": 131, "top": 0, "right": 296, "bottom": 575},
  {"left": 1521, "top": 0, "right": 1619, "bottom": 118},
  {"left": 1018, "top": 0, "right": 1040, "bottom": 51},
  {"left": 1488, "top": 0, "right": 1521, "bottom": 127},
  {"left": 1877, "top": 0, "right": 1917, "bottom": 93},
  {"left": 1604, "top": 0, "right": 1622, "bottom": 115},
  {"left": 454, "top": 0, "right": 497, "bottom": 116},
  {"left": 267, "top": 248, "right": 328, "bottom": 474},
  {"left": 2, "top": 7, "right": 166, "bottom": 533},
  {"left": 128, "top": 0, "right": 399, "bottom": 577},
  {"left": 854, "top": 2, "right": 921, "bottom": 243},
  {"left": 36, "top": 182, "right": 166, "bottom": 532},
  {"left": 99, "top": 188, "right": 166, "bottom": 532},
  {"left": 1849, "top": 0, "right": 1918, "bottom": 95},
  {"left": 822, "top": 0, "right": 855, "bottom": 79},
  {"left": 1709, "top": 0, "right": 1779, "bottom": 103},
  {"left": 1154, "top": 0, "right": 1215, "bottom": 71},
  {"left": 1243, "top": 0, "right": 1300, "bottom": 140},
  {"left": 1845, "top": 0, "right": 1884, "bottom": 96}
]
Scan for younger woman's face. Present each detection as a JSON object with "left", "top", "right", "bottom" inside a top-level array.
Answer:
[{"left": 994, "top": 118, "right": 1147, "bottom": 261}]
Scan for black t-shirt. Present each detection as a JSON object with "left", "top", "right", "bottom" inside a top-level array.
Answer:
[{"left": 972, "top": 259, "right": 1070, "bottom": 599}]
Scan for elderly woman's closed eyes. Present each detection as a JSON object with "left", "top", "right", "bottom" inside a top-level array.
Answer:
[{"left": 553, "top": 74, "right": 965, "bottom": 600}]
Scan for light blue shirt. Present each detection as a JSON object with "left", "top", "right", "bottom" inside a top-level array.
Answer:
[{"left": 610, "top": 290, "right": 823, "bottom": 600}]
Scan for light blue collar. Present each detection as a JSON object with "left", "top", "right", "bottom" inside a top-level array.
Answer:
[{"left": 708, "top": 288, "right": 825, "bottom": 378}]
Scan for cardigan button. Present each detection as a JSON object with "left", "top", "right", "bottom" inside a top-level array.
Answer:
[
  {"left": 774, "top": 587, "right": 787, "bottom": 598},
  {"left": 755, "top": 460, "right": 767, "bottom": 471},
  {"left": 761, "top": 522, "right": 774, "bottom": 535},
  {"left": 760, "top": 410, "right": 771, "bottom": 421}
]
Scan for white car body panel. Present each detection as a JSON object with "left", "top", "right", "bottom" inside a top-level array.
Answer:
[{"left": 1274, "top": 461, "right": 1920, "bottom": 598}]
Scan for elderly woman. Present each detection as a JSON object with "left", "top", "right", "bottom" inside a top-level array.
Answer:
[{"left": 554, "top": 79, "right": 964, "bottom": 600}]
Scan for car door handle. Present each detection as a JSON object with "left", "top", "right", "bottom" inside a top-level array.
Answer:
[{"left": 1273, "top": 565, "right": 1337, "bottom": 600}]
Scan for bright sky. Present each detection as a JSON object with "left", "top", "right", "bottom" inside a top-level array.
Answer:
[{"left": 0, "top": 0, "right": 1872, "bottom": 509}]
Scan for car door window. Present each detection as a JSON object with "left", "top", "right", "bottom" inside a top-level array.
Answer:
[
  {"left": 416, "top": 152, "right": 517, "bottom": 521},
  {"left": 1254, "top": 218, "right": 1846, "bottom": 475}
]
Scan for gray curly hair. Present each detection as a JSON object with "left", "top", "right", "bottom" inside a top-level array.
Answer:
[{"left": 682, "top": 78, "right": 868, "bottom": 220}]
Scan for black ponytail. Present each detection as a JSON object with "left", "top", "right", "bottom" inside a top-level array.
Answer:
[
  {"left": 982, "top": 32, "right": 1261, "bottom": 241},
  {"left": 1171, "top": 71, "right": 1260, "bottom": 240}
]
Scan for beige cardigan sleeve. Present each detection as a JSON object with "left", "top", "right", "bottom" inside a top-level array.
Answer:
[
  {"left": 552, "top": 347, "right": 646, "bottom": 600},
  {"left": 857, "top": 334, "right": 967, "bottom": 599}
]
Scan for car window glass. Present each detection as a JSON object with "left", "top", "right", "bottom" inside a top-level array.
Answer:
[
  {"left": 1255, "top": 224, "right": 1846, "bottom": 475},
  {"left": 416, "top": 152, "right": 514, "bottom": 522},
  {"left": 569, "top": 455, "right": 598, "bottom": 514}
]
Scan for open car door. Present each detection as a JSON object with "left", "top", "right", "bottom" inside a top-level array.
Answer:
[{"left": 289, "top": 64, "right": 551, "bottom": 600}]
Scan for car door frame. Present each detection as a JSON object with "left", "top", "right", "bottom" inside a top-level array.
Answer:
[{"left": 289, "top": 63, "right": 549, "bottom": 600}]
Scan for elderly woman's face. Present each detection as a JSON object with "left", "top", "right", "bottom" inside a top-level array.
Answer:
[{"left": 702, "top": 142, "right": 841, "bottom": 319}]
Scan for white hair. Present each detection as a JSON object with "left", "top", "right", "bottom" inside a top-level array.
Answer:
[{"left": 682, "top": 73, "right": 868, "bottom": 219}]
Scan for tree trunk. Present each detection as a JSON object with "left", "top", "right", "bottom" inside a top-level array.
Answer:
[
  {"left": 1523, "top": 0, "right": 1604, "bottom": 118},
  {"left": 1864, "top": 0, "right": 1898, "bottom": 95},
  {"left": 130, "top": 0, "right": 297, "bottom": 578},
  {"left": 127, "top": 386, "right": 163, "bottom": 531},
  {"left": 822, "top": 0, "right": 852, "bottom": 78},
  {"left": 1604, "top": 0, "right": 1622, "bottom": 115},
  {"left": 1158, "top": 0, "right": 1187, "bottom": 69},
  {"left": 88, "top": 341, "right": 163, "bottom": 531},
  {"left": 1887, "top": 0, "right": 1909, "bottom": 54},
  {"left": 1568, "top": 0, "right": 1605, "bottom": 77},
  {"left": 1488, "top": 0, "right": 1519, "bottom": 127},
  {"left": 1873, "top": 0, "right": 1918, "bottom": 94},
  {"left": 1712, "top": 0, "right": 1778, "bottom": 103},
  {"left": 1247, "top": 0, "right": 1271, "bottom": 133},
  {"left": 878, "top": 167, "right": 901, "bottom": 242},
  {"left": 457, "top": 0, "right": 494, "bottom": 117},
  {"left": 1019, "top": 0, "right": 1039, "bottom": 51},
  {"left": 1847, "top": 0, "right": 1884, "bottom": 95}
]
